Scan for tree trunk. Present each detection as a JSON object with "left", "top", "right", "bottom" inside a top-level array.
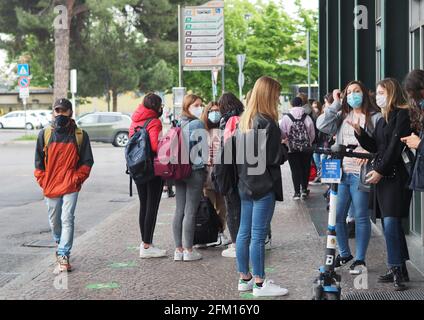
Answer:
[
  {"left": 112, "top": 89, "right": 118, "bottom": 112},
  {"left": 53, "top": 0, "right": 74, "bottom": 103}
]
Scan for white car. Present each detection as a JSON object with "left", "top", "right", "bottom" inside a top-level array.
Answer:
[
  {"left": 32, "top": 110, "right": 53, "bottom": 128},
  {"left": 0, "top": 111, "right": 43, "bottom": 130}
]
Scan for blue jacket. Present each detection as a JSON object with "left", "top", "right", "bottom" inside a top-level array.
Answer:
[{"left": 180, "top": 116, "right": 206, "bottom": 171}]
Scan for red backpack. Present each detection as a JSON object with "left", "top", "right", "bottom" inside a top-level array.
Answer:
[{"left": 153, "top": 124, "right": 192, "bottom": 181}]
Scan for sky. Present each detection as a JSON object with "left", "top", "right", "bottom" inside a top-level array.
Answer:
[{"left": 0, "top": 0, "right": 318, "bottom": 71}]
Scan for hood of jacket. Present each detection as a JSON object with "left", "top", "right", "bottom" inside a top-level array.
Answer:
[
  {"left": 289, "top": 107, "right": 306, "bottom": 119},
  {"left": 132, "top": 105, "right": 158, "bottom": 122}
]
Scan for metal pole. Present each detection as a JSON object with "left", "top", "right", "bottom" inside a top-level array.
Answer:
[
  {"left": 23, "top": 98, "right": 27, "bottom": 135},
  {"left": 212, "top": 71, "right": 216, "bottom": 101},
  {"left": 178, "top": 5, "right": 183, "bottom": 87},
  {"left": 221, "top": 66, "right": 225, "bottom": 95},
  {"left": 307, "top": 30, "right": 311, "bottom": 99}
]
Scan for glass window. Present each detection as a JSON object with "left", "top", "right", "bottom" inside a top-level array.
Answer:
[
  {"left": 99, "top": 115, "right": 121, "bottom": 123},
  {"left": 413, "top": 29, "right": 421, "bottom": 69},
  {"left": 5, "top": 113, "right": 17, "bottom": 118},
  {"left": 414, "top": 192, "right": 422, "bottom": 236},
  {"left": 376, "top": 0, "right": 382, "bottom": 20},
  {"left": 78, "top": 115, "right": 98, "bottom": 125}
]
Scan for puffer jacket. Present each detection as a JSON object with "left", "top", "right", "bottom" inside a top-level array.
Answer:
[
  {"left": 129, "top": 105, "right": 162, "bottom": 154},
  {"left": 34, "top": 120, "right": 94, "bottom": 198}
]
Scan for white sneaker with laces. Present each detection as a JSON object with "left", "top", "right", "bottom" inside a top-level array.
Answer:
[
  {"left": 222, "top": 244, "right": 237, "bottom": 258},
  {"left": 183, "top": 249, "right": 202, "bottom": 261},
  {"left": 253, "top": 280, "right": 289, "bottom": 297},
  {"left": 238, "top": 278, "right": 254, "bottom": 292},
  {"left": 140, "top": 245, "right": 167, "bottom": 258},
  {"left": 174, "top": 250, "right": 184, "bottom": 261}
]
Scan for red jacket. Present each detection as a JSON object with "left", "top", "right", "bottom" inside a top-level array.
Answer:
[{"left": 129, "top": 105, "right": 162, "bottom": 154}]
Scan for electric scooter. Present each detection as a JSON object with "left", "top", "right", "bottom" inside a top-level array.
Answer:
[{"left": 309, "top": 145, "right": 375, "bottom": 301}]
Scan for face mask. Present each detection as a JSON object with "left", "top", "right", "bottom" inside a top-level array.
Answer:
[
  {"left": 347, "top": 92, "right": 363, "bottom": 109},
  {"left": 55, "top": 115, "right": 70, "bottom": 128},
  {"left": 208, "top": 111, "right": 222, "bottom": 124},
  {"left": 189, "top": 106, "right": 203, "bottom": 119},
  {"left": 418, "top": 99, "right": 424, "bottom": 110},
  {"left": 157, "top": 108, "right": 163, "bottom": 118},
  {"left": 376, "top": 94, "right": 387, "bottom": 109}
]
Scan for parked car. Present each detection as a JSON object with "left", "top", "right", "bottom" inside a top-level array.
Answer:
[
  {"left": 76, "top": 112, "right": 131, "bottom": 147},
  {"left": 0, "top": 111, "right": 43, "bottom": 130},
  {"left": 32, "top": 110, "right": 53, "bottom": 128}
]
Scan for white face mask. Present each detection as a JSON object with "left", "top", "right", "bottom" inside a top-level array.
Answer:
[
  {"left": 189, "top": 106, "right": 203, "bottom": 118},
  {"left": 376, "top": 94, "right": 387, "bottom": 109}
]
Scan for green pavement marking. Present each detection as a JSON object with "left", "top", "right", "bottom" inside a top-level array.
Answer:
[
  {"left": 86, "top": 282, "right": 120, "bottom": 290},
  {"left": 127, "top": 246, "right": 139, "bottom": 251},
  {"left": 265, "top": 267, "right": 276, "bottom": 273},
  {"left": 239, "top": 293, "right": 270, "bottom": 300},
  {"left": 109, "top": 261, "right": 137, "bottom": 269},
  {"left": 157, "top": 222, "right": 171, "bottom": 226}
]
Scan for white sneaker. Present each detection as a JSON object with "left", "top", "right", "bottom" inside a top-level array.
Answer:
[
  {"left": 222, "top": 244, "right": 237, "bottom": 258},
  {"left": 183, "top": 249, "right": 202, "bottom": 261},
  {"left": 161, "top": 192, "right": 169, "bottom": 199},
  {"left": 253, "top": 280, "right": 289, "bottom": 297},
  {"left": 265, "top": 238, "right": 272, "bottom": 251},
  {"left": 174, "top": 249, "right": 184, "bottom": 261},
  {"left": 238, "top": 277, "right": 254, "bottom": 292},
  {"left": 194, "top": 244, "right": 208, "bottom": 249},
  {"left": 139, "top": 245, "right": 167, "bottom": 259}
]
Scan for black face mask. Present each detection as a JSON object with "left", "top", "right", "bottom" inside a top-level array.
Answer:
[
  {"left": 157, "top": 109, "right": 163, "bottom": 118},
  {"left": 55, "top": 115, "right": 70, "bottom": 128}
]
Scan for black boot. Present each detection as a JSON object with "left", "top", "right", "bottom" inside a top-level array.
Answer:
[
  {"left": 378, "top": 269, "right": 394, "bottom": 283},
  {"left": 401, "top": 263, "right": 410, "bottom": 282},
  {"left": 392, "top": 267, "right": 407, "bottom": 291}
]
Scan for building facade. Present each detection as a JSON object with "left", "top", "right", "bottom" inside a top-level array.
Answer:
[{"left": 319, "top": 0, "right": 424, "bottom": 272}]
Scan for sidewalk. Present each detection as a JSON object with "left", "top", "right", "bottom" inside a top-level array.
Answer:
[{"left": 0, "top": 165, "right": 423, "bottom": 300}]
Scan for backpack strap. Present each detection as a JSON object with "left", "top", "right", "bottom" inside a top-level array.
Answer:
[
  {"left": 43, "top": 127, "right": 84, "bottom": 165},
  {"left": 285, "top": 113, "right": 296, "bottom": 122},
  {"left": 300, "top": 113, "right": 308, "bottom": 122},
  {"left": 75, "top": 128, "right": 83, "bottom": 151},
  {"left": 134, "top": 118, "right": 155, "bottom": 133}
]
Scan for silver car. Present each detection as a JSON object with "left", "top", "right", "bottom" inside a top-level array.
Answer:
[{"left": 76, "top": 112, "right": 131, "bottom": 147}]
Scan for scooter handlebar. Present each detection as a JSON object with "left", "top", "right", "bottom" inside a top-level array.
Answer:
[{"left": 303, "top": 145, "right": 375, "bottom": 160}]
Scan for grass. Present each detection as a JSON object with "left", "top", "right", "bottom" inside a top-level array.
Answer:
[{"left": 14, "top": 134, "right": 38, "bottom": 141}]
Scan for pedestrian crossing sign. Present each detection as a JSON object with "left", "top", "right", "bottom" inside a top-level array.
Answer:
[{"left": 17, "top": 64, "right": 30, "bottom": 77}]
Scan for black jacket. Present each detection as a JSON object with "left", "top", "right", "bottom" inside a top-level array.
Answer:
[
  {"left": 356, "top": 108, "right": 412, "bottom": 219},
  {"left": 410, "top": 131, "right": 424, "bottom": 191},
  {"left": 236, "top": 114, "right": 284, "bottom": 201}
]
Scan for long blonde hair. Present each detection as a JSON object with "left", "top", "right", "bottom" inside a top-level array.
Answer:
[{"left": 239, "top": 76, "right": 281, "bottom": 132}]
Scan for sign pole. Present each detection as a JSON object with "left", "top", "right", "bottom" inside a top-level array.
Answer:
[
  {"left": 307, "top": 30, "right": 311, "bottom": 99},
  {"left": 178, "top": 5, "right": 183, "bottom": 87},
  {"left": 23, "top": 98, "right": 27, "bottom": 135}
]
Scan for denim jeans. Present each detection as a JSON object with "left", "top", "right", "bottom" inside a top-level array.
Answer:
[
  {"left": 382, "top": 217, "right": 410, "bottom": 268},
  {"left": 45, "top": 192, "right": 79, "bottom": 257},
  {"left": 236, "top": 191, "right": 276, "bottom": 279},
  {"left": 336, "top": 173, "right": 371, "bottom": 262},
  {"left": 313, "top": 153, "right": 327, "bottom": 173}
]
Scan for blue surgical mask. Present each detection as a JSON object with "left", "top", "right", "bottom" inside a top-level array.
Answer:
[
  {"left": 347, "top": 92, "right": 363, "bottom": 109},
  {"left": 418, "top": 99, "right": 424, "bottom": 110},
  {"left": 208, "top": 111, "right": 222, "bottom": 124}
]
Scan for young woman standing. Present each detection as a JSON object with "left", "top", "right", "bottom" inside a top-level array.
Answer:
[
  {"left": 129, "top": 93, "right": 166, "bottom": 259},
  {"left": 236, "top": 76, "right": 288, "bottom": 297},
  {"left": 317, "top": 81, "right": 382, "bottom": 275},
  {"left": 353, "top": 78, "right": 413, "bottom": 291}
]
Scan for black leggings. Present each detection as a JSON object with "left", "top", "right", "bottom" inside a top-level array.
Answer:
[
  {"left": 288, "top": 152, "right": 312, "bottom": 193},
  {"left": 136, "top": 176, "right": 164, "bottom": 244}
]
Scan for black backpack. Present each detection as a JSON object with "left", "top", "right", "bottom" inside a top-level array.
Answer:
[
  {"left": 125, "top": 119, "right": 155, "bottom": 190},
  {"left": 286, "top": 113, "right": 311, "bottom": 153},
  {"left": 193, "top": 197, "right": 222, "bottom": 245}
]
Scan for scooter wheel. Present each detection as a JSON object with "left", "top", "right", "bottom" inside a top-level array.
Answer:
[{"left": 323, "top": 292, "right": 339, "bottom": 300}]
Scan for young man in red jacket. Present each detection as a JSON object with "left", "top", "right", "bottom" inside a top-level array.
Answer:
[
  {"left": 129, "top": 93, "right": 166, "bottom": 258},
  {"left": 34, "top": 99, "right": 94, "bottom": 273}
]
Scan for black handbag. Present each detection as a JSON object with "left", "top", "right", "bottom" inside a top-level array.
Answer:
[{"left": 401, "top": 147, "right": 416, "bottom": 176}]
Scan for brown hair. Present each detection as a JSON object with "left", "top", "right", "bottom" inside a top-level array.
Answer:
[
  {"left": 143, "top": 93, "right": 162, "bottom": 113},
  {"left": 341, "top": 80, "right": 380, "bottom": 130},
  {"left": 312, "top": 100, "right": 323, "bottom": 115},
  {"left": 201, "top": 101, "right": 219, "bottom": 130},
  {"left": 182, "top": 94, "right": 203, "bottom": 119},
  {"left": 404, "top": 70, "right": 424, "bottom": 132},
  {"left": 377, "top": 78, "right": 409, "bottom": 122}
]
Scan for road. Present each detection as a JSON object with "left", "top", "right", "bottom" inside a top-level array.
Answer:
[{"left": 0, "top": 131, "right": 135, "bottom": 287}]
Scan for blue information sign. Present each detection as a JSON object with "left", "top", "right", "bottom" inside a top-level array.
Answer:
[{"left": 321, "top": 159, "right": 342, "bottom": 184}]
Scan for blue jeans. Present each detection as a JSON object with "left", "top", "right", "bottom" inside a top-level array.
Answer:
[
  {"left": 313, "top": 153, "right": 327, "bottom": 173},
  {"left": 336, "top": 173, "right": 371, "bottom": 262},
  {"left": 46, "top": 192, "right": 79, "bottom": 257},
  {"left": 236, "top": 192, "right": 276, "bottom": 279},
  {"left": 382, "top": 217, "right": 410, "bottom": 268}
]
